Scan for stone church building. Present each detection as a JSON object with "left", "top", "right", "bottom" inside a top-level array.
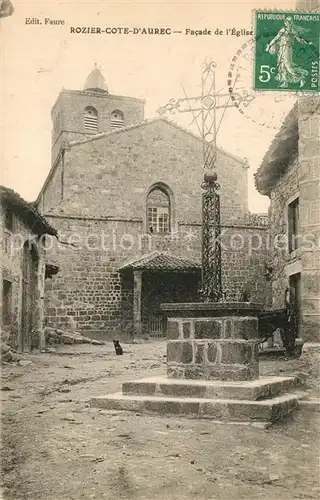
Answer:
[{"left": 37, "top": 66, "right": 270, "bottom": 338}]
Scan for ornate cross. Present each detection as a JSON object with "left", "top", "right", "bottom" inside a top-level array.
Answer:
[{"left": 157, "top": 61, "right": 236, "bottom": 302}]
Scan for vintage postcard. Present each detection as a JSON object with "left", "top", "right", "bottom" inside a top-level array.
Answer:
[{"left": 1, "top": 0, "right": 319, "bottom": 499}]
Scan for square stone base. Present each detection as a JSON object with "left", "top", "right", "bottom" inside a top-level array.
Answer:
[
  {"left": 165, "top": 310, "right": 260, "bottom": 381},
  {"left": 167, "top": 339, "right": 259, "bottom": 381},
  {"left": 90, "top": 375, "right": 301, "bottom": 424}
]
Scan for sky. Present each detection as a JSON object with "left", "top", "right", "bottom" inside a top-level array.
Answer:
[{"left": 1, "top": 0, "right": 298, "bottom": 212}]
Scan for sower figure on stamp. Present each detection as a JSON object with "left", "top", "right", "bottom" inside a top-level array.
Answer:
[{"left": 266, "top": 16, "right": 313, "bottom": 88}]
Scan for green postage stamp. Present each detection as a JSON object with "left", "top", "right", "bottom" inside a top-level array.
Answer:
[{"left": 254, "top": 11, "right": 320, "bottom": 92}]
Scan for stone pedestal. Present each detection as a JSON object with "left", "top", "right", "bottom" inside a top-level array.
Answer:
[
  {"left": 163, "top": 302, "right": 260, "bottom": 381},
  {"left": 90, "top": 301, "right": 303, "bottom": 424}
]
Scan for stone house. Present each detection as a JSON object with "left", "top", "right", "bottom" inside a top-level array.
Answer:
[
  {"left": 36, "top": 66, "right": 271, "bottom": 338},
  {"left": 0, "top": 186, "right": 58, "bottom": 351},
  {"left": 255, "top": 96, "right": 320, "bottom": 354}
]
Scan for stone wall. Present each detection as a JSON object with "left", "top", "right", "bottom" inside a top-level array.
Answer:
[
  {"left": 166, "top": 313, "right": 259, "bottom": 381},
  {"left": 51, "top": 90, "right": 145, "bottom": 165},
  {"left": 268, "top": 157, "right": 300, "bottom": 308},
  {"left": 39, "top": 119, "right": 249, "bottom": 224},
  {"left": 43, "top": 214, "right": 271, "bottom": 336},
  {"left": 39, "top": 155, "right": 64, "bottom": 215},
  {"left": 297, "top": 96, "right": 320, "bottom": 343},
  {"left": 0, "top": 205, "right": 47, "bottom": 350},
  {"left": 38, "top": 93, "right": 270, "bottom": 338}
]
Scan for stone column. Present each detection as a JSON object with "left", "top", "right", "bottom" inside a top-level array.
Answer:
[
  {"left": 133, "top": 270, "right": 142, "bottom": 336},
  {"left": 298, "top": 96, "right": 320, "bottom": 351}
]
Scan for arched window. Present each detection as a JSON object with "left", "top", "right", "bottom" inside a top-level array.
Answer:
[
  {"left": 147, "top": 188, "right": 170, "bottom": 234},
  {"left": 84, "top": 106, "right": 98, "bottom": 133},
  {"left": 111, "top": 110, "right": 124, "bottom": 130}
]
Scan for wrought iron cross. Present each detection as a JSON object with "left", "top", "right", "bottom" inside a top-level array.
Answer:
[{"left": 157, "top": 60, "right": 236, "bottom": 302}]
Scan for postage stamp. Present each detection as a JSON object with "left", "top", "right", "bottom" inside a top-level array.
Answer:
[
  {"left": 253, "top": 11, "right": 320, "bottom": 92},
  {"left": 227, "top": 37, "right": 299, "bottom": 130}
]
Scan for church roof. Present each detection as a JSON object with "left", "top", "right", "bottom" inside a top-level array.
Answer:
[
  {"left": 119, "top": 251, "right": 201, "bottom": 272},
  {"left": 254, "top": 104, "right": 298, "bottom": 196},
  {"left": 83, "top": 64, "right": 108, "bottom": 93}
]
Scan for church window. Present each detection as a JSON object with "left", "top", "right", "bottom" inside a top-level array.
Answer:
[
  {"left": 111, "top": 110, "right": 124, "bottom": 130},
  {"left": 147, "top": 188, "right": 170, "bottom": 234},
  {"left": 84, "top": 106, "right": 98, "bottom": 133}
]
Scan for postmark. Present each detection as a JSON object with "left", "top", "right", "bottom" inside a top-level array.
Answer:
[
  {"left": 227, "top": 24, "right": 319, "bottom": 130},
  {"left": 254, "top": 11, "right": 320, "bottom": 92},
  {"left": 227, "top": 37, "right": 299, "bottom": 129}
]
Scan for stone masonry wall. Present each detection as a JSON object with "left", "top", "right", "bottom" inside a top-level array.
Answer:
[
  {"left": 40, "top": 119, "right": 249, "bottom": 224},
  {"left": 43, "top": 214, "right": 271, "bottom": 336},
  {"left": 51, "top": 90, "right": 145, "bottom": 165},
  {"left": 0, "top": 205, "right": 47, "bottom": 350},
  {"left": 40, "top": 156, "right": 64, "bottom": 215},
  {"left": 166, "top": 314, "right": 259, "bottom": 381},
  {"left": 268, "top": 157, "right": 300, "bottom": 309},
  {"left": 297, "top": 95, "right": 320, "bottom": 343}
]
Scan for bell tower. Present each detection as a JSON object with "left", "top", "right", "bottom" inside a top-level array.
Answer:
[{"left": 51, "top": 64, "right": 145, "bottom": 166}]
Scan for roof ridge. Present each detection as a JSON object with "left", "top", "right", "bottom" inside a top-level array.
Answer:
[
  {"left": 68, "top": 117, "right": 249, "bottom": 166},
  {"left": 68, "top": 117, "right": 165, "bottom": 147},
  {"left": 119, "top": 249, "right": 201, "bottom": 271},
  {"left": 38, "top": 117, "right": 248, "bottom": 202}
]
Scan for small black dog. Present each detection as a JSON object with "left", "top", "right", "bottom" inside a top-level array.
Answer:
[{"left": 113, "top": 339, "right": 123, "bottom": 356}]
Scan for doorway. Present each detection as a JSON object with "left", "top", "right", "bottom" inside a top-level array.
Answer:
[
  {"left": 289, "top": 272, "right": 301, "bottom": 337},
  {"left": 21, "top": 242, "right": 39, "bottom": 351}
]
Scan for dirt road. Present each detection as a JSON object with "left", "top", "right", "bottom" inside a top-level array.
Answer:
[{"left": 1, "top": 341, "right": 319, "bottom": 500}]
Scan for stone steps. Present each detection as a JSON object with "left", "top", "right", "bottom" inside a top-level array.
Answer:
[
  {"left": 90, "top": 375, "right": 301, "bottom": 423},
  {"left": 90, "top": 391, "right": 299, "bottom": 423},
  {"left": 298, "top": 398, "right": 320, "bottom": 412},
  {"left": 122, "top": 375, "right": 296, "bottom": 401}
]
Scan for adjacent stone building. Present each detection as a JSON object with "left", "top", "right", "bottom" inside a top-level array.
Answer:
[
  {"left": 255, "top": 96, "right": 320, "bottom": 353},
  {"left": 37, "top": 66, "right": 271, "bottom": 338},
  {"left": 0, "top": 186, "right": 58, "bottom": 351}
]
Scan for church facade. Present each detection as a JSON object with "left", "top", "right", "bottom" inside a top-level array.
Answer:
[{"left": 37, "top": 66, "right": 271, "bottom": 339}]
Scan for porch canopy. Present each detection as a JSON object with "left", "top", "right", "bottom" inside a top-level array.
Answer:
[{"left": 119, "top": 251, "right": 201, "bottom": 335}]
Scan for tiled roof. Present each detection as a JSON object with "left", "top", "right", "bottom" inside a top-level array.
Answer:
[
  {"left": 119, "top": 251, "right": 201, "bottom": 272},
  {"left": 0, "top": 186, "right": 58, "bottom": 236},
  {"left": 254, "top": 104, "right": 298, "bottom": 196}
]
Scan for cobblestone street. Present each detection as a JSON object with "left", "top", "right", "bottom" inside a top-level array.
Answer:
[{"left": 1, "top": 341, "right": 319, "bottom": 500}]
